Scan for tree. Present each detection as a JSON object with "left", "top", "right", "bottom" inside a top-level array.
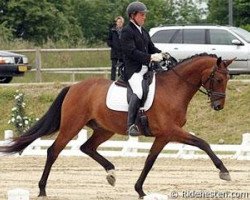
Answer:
[
  {"left": 207, "top": 0, "right": 250, "bottom": 28},
  {"left": 207, "top": 0, "right": 228, "bottom": 25},
  {"left": 1, "top": 0, "right": 82, "bottom": 45},
  {"left": 234, "top": 0, "right": 250, "bottom": 27},
  {"left": 74, "top": 0, "right": 131, "bottom": 45},
  {"left": 173, "top": 0, "right": 205, "bottom": 24},
  {"left": 0, "top": 22, "right": 13, "bottom": 42},
  {"left": 140, "top": 0, "right": 170, "bottom": 29}
]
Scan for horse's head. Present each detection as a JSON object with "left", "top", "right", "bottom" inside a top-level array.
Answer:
[{"left": 201, "top": 57, "right": 235, "bottom": 111}]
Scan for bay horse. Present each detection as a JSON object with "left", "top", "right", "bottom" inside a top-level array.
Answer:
[{"left": 0, "top": 53, "right": 235, "bottom": 198}]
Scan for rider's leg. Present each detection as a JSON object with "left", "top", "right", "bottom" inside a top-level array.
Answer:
[
  {"left": 127, "top": 93, "right": 141, "bottom": 136},
  {"left": 127, "top": 66, "right": 148, "bottom": 136}
]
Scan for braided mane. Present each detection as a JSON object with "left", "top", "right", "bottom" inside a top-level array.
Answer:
[{"left": 175, "top": 53, "right": 218, "bottom": 67}]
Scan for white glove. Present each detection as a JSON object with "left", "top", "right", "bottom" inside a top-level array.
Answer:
[
  {"left": 162, "top": 52, "right": 171, "bottom": 59},
  {"left": 151, "top": 53, "right": 163, "bottom": 62}
]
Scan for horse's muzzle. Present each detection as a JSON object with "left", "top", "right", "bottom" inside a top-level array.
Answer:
[
  {"left": 212, "top": 101, "right": 223, "bottom": 111},
  {"left": 210, "top": 92, "right": 225, "bottom": 111}
]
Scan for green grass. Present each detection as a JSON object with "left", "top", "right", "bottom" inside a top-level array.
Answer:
[
  {"left": 0, "top": 81, "right": 249, "bottom": 144},
  {"left": 9, "top": 50, "right": 111, "bottom": 83}
]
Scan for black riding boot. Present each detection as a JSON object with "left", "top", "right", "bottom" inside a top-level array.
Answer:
[{"left": 127, "top": 94, "right": 141, "bottom": 136}]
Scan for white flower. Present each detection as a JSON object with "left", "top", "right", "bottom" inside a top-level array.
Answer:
[
  {"left": 16, "top": 115, "right": 22, "bottom": 120},
  {"left": 11, "top": 117, "right": 15, "bottom": 122},
  {"left": 24, "top": 120, "right": 29, "bottom": 125},
  {"left": 12, "top": 107, "right": 17, "bottom": 111}
]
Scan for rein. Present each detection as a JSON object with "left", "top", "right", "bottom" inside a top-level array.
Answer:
[{"left": 170, "top": 64, "right": 227, "bottom": 102}]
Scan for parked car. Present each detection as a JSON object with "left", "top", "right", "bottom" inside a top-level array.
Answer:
[
  {"left": 0, "top": 50, "right": 30, "bottom": 83},
  {"left": 149, "top": 25, "right": 250, "bottom": 75}
]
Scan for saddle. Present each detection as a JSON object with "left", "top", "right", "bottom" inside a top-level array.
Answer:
[{"left": 106, "top": 71, "right": 155, "bottom": 137}]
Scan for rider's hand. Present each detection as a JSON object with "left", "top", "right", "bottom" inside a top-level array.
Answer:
[
  {"left": 151, "top": 53, "right": 163, "bottom": 62},
  {"left": 162, "top": 52, "right": 171, "bottom": 60}
]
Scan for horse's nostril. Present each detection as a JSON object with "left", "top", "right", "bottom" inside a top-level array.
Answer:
[{"left": 214, "top": 104, "right": 223, "bottom": 111}]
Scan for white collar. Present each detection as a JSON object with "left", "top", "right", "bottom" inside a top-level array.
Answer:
[{"left": 131, "top": 20, "right": 142, "bottom": 34}]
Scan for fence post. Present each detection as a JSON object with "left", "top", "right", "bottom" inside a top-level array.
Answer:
[
  {"left": 121, "top": 136, "right": 139, "bottom": 156},
  {"left": 4, "top": 130, "right": 14, "bottom": 141},
  {"left": 8, "top": 188, "right": 29, "bottom": 200},
  {"left": 35, "top": 48, "right": 42, "bottom": 82},
  {"left": 71, "top": 129, "right": 88, "bottom": 150},
  {"left": 234, "top": 133, "right": 250, "bottom": 160},
  {"left": 177, "top": 132, "right": 196, "bottom": 159},
  {"left": 70, "top": 72, "right": 76, "bottom": 82},
  {"left": 104, "top": 68, "right": 109, "bottom": 79}
]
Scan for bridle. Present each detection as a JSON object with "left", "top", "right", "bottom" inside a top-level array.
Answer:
[
  {"left": 171, "top": 63, "right": 229, "bottom": 103},
  {"left": 200, "top": 65, "right": 229, "bottom": 102}
]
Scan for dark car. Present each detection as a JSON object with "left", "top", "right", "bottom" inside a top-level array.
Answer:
[{"left": 0, "top": 50, "right": 30, "bottom": 83}]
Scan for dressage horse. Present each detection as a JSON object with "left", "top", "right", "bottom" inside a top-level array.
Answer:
[{"left": 0, "top": 53, "right": 235, "bottom": 198}]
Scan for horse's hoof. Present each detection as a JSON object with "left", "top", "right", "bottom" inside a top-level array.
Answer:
[
  {"left": 38, "top": 190, "right": 47, "bottom": 197},
  {"left": 219, "top": 172, "right": 231, "bottom": 181},
  {"left": 106, "top": 169, "right": 116, "bottom": 186},
  {"left": 139, "top": 193, "right": 146, "bottom": 199},
  {"left": 38, "top": 194, "right": 47, "bottom": 197}
]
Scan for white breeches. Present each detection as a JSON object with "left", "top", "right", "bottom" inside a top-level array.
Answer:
[{"left": 128, "top": 65, "right": 148, "bottom": 99}]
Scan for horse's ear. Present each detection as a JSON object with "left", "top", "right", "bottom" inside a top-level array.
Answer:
[
  {"left": 224, "top": 57, "right": 237, "bottom": 67},
  {"left": 216, "top": 57, "right": 222, "bottom": 67}
]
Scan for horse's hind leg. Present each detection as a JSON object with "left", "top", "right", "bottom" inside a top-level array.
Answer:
[
  {"left": 80, "top": 129, "right": 116, "bottom": 186},
  {"left": 38, "top": 125, "right": 84, "bottom": 196},
  {"left": 174, "top": 130, "right": 231, "bottom": 181}
]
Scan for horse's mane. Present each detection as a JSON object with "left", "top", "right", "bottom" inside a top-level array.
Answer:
[{"left": 173, "top": 53, "right": 218, "bottom": 68}]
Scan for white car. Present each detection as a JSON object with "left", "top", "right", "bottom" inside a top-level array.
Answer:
[{"left": 149, "top": 25, "right": 250, "bottom": 75}]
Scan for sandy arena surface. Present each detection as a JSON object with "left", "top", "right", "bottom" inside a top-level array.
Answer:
[{"left": 0, "top": 156, "right": 249, "bottom": 200}]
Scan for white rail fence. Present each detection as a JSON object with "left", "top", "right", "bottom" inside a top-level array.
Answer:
[{"left": 0, "top": 129, "right": 250, "bottom": 160}]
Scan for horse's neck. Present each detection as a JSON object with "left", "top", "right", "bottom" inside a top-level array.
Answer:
[
  {"left": 161, "top": 58, "right": 212, "bottom": 104},
  {"left": 174, "top": 59, "right": 208, "bottom": 86}
]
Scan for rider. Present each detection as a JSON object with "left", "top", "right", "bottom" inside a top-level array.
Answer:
[{"left": 121, "top": 1, "right": 164, "bottom": 136}]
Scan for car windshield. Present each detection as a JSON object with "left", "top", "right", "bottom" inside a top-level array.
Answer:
[{"left": 230, "top": 27, "right": 250, "bottom": 43}]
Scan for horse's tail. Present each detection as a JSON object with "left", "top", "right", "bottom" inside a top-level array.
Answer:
[{"left": 0, "top": 86, "right": 70, "bottom": 154}]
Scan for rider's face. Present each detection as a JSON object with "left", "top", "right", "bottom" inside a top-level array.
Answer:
[{"left": 133, "top": 12, "right": 146, "bottom": 26}]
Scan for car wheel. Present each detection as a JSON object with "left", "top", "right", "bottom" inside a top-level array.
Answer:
[{"left": 0, "top": 76, "right": 13, "bottom": 83}]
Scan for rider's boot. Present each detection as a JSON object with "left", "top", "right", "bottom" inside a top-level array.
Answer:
[{"left": 127, "top": 94, "right": 141, "bottom": 136}]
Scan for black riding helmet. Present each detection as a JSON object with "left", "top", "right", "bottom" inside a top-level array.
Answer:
[{"left": 126, "top": 1, "right": 148, "bottom": 17}]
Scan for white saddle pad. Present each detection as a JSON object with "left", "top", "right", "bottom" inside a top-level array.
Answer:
[{"left": 106, "top": 74, "right": 156, "bottom": 112}]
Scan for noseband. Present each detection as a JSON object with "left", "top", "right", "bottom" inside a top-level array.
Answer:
[{"left": 200, "top": 65, "right": 228, "bottom": 102}]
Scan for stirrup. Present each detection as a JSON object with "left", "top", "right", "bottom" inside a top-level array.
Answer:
[{"left": 127, "top": 124, "right": 140, "bottom": 136}]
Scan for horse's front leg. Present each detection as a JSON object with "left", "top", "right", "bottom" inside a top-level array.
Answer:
[
  {"left": 174, "top": 128, "right": 231, "bottom": 181},
  {"left": 135, "top": 136, "right": 170, "bottom": 198}
]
